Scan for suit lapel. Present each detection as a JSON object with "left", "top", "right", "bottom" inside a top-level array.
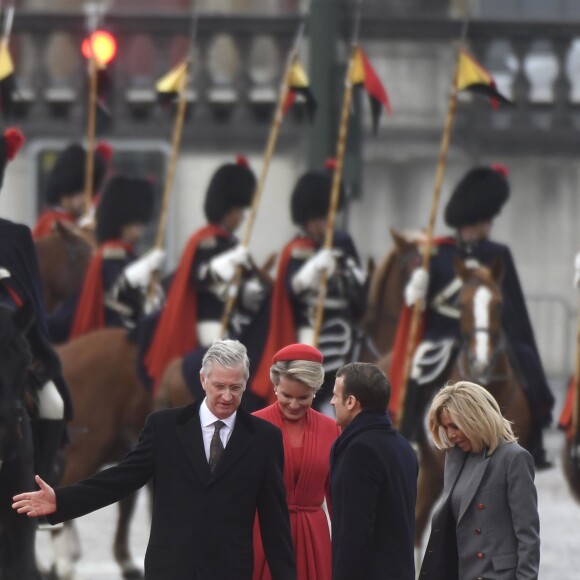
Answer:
[
  {"left": 210, "top": 409, "right": 254, "bottom": 484},
  {"left": 457, "top": 451, "right": 491, "bottom": 524},
  {"left": 177, "top": 403, "right": 211, "bottom": 485}
]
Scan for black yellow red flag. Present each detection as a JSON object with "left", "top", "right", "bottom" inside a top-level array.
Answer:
[
  {"left": 282, "top": 56, "right": 317, "bottom": 122},
  {"left": 156, "top": 61, "right": 188, "bottom": 108},
  {"left": 350, "top": 47, "right": 391, "bottom": 135},
  {"left": 456, "top": 49, "right": 512, "bottom": 109}
]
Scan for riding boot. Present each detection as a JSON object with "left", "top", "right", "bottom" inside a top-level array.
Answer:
[
  {"left": 31, "top": 418, "right": 66, "bottom": 486},
  {"left": 527, "top": 423, "right": 553, "bottom": 471},
  {"left": 399, "top": 379, "right": 422, "bottom": 442}
]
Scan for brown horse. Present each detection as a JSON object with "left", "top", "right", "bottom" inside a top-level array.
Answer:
[
  {"left": 413, "top": 257, "right": 532, "bottom": 547},
  {"left": 51, "top": 329, "right": 149, "bottom": 580},
  {"left": 359, "top": 229, "right": 422, "bottom": 367},
  {"left": 34, "top": 221, "right": 94, "bottom": 314},
  {"left": 563, "top": 438, "right": 580, "bottom": 503}
]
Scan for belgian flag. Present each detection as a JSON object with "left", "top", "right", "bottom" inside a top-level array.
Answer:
[
  {"left": 350, "top": 46, "right": 391, "bottom": 135},
  {"left": 282, "top": 56, "right": 317, "bottom": 122},
  {"left": 456, "top": 49, "right": 512, "bottom": 109},
  {"left": 156, "top": 61, "right": 188, "bottom": 108},
  {"left": 0, "top": 40, "right": 15, "bottom": 118}
]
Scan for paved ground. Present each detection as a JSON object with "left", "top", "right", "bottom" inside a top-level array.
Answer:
[{"left": 35, "top": 426, "right": 580, "bottom": 579}]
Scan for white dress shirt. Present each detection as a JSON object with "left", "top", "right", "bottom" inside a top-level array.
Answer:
[{"left": 199, "top": 398, "right": 237, "bottom": 462}]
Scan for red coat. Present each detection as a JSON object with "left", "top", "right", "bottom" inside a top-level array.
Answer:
[{"left": 252, "top": 403, "right": 340, "bottom": 580}]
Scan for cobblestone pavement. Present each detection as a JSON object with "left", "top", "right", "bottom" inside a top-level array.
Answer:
[{"left": 35, "top": 427, "right": 580, "bottom": 579}]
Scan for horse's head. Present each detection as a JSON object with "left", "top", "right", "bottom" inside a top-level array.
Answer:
[
  {"left": 455, "top": 255, "right": 506, "bottom": 384},
  {"left": 35, "top": 221, "right": 95, "bottom": 314},
  {"left": 0, "top": 304, "right": 33, "bottom": 467}
]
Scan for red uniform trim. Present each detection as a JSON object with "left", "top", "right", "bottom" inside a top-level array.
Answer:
[{"left": 32, "top": 209, "right": 76, "bottom": 240}]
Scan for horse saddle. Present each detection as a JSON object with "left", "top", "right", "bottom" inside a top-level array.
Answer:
[{"left": 411, "top": 338, "right": 456, "bottom": 386}]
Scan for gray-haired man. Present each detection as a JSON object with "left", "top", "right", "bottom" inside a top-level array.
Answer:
[{"left": 14, "top": 340, "right": 296, "bottom": 580}]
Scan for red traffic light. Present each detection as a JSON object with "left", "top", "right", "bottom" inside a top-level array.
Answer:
[{"left": 82, "top": 30, "right": 117, "bottom": 65}]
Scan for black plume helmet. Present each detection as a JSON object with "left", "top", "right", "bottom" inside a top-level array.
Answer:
[
  {"left": 291, "top": 158, "right": 345, "bottom": 226},
  {"left": 203, "top": 156, "right": 256, "bottom": 224},
  {"left": 45, "top": 142, "right": 110, "bottom": 205},
  {"left": 96, "top": 175, "right": 155, "bottom": 243},
  {"left": 444, "top": 164, "right": 510, "bottom": 228}
]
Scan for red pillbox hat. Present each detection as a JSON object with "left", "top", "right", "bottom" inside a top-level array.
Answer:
[{"left": 272, "top": 344, "right": 323, "bottom": 364}]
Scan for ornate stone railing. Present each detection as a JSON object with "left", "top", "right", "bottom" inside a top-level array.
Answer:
[{"left": 8, "top": 11, "right": 580, "bottom": 153}]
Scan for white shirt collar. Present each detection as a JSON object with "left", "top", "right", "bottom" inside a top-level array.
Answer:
[{"left": 199, "top": 398, "right": 237, "bottom": 431}]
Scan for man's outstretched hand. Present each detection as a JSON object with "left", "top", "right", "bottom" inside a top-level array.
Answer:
[{"left": 12, "top": 475, "right": 57, "bottom": 517}]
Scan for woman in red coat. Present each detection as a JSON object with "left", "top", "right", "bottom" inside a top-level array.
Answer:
[{"left": 253, "top": 344, "right": 340, "bottom": 580}]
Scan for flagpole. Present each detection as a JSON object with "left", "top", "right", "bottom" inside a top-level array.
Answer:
[
  {"left": 1, "top": 3, "right": 14, "bottom": 50},
  {"left": 311, "top": 0, "right": 363, "bottom": 346},
  {"left": 396, "top": 5, "right": 471, "bottom": 427},
  {"left": 219, "top": 7, "right": 310, "bottom": 336},
  {"left": 145, "top": 14, "right": 197, "bottom": 306},
  {"left": 82, "top": 2, "right": 102, "bottom": 216}
]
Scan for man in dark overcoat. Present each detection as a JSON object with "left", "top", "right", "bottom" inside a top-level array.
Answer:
[
  {"left": 330, "top": 362, "right": 418, "bottom": 580},
  {"left": 13, "top": 339, "right": 296, "bottom": 580}
]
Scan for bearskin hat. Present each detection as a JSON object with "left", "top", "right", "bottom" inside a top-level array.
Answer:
[
  {"left": 291, "top": 161, "right": 345, "bottom": 226},
  {"left": 45, "top": 143, "right": 108, "bottom": 206},
  {"left": 96, "top": 176, "right": 155, "bottom": 243},
  {"left": 444, "top": 165, "right": 510, "bottom": 228},
  {"left": 203, "top": 157, "right": 256, "bottom": 224},
  {"left": 0, "top": 128, "right": 25, "bottom": 191}
]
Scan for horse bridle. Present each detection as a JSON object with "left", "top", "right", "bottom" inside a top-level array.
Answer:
[{"left": 457, "top": 327, "right": 513, "bottom": 386}]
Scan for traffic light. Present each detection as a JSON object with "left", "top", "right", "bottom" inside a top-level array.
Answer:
[{"left": 81, "top": 30, "right": 117, "bottom": 66}]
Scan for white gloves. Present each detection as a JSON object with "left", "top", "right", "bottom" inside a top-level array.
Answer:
[
  {"left": 240, "top": 278, "right": 265, "bottom": 312},
  {"left": 78, "top": 206, "right": 95, "bottom": 230},
  {"left": 345, "top": 256, "right": 367, "bottom": 286},
  {"left": 404, "top": 267, "right": 429, "bottom": 308},
  {"left": 209, "top": 245, "right": 250, "bottom": 283},
  {"left": 291, "top": 248, "right": 336, "bottom": 294},
  {"left": 124, "top": 248, "right": 166, "bottom": 288},
  {"left": 574, "top": 252, "right": 580, "bottom": 289}
]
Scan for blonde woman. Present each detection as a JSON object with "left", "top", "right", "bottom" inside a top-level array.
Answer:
[{"left": 419, "top": 381, "right": 540, "bottom": 580}]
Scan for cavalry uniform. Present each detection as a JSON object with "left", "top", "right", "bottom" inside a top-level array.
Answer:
[
  {"left": 55, "top": 176, "right": 158, "bottom": 341},
  {"left": 253, "top": 165, "right": 367, "bottom": 405},
  {"left": 144, "top": 158, "right": 264, "bottom": 393},
  {"left": 32, "top": 143, "right": 109, "bottom": 240},
  {"left": 0, "top": 129, "right": 72, "bottom": 491},
  {"left": 393, "top": 166, "right": 554, "bottom": 467}
]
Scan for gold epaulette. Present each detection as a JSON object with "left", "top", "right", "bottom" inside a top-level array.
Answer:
[
  {"left": 291, "top": 246, "right": 315, "bottom": 260},
  {"left": 198, "top": 236, "right": 218, "bottom": 250},
  {"left": 102, "top": 247, "right": 127, "bottom": 260}
]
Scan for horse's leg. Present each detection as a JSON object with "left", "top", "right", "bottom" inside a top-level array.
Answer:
[
  {"left": 0, "top": 415, "right": 41, "bottom": 580},
  {"left": 415, "top": 436, "right": 444, "bottom": 550},
  {"left": 113, "top": 491, "right": 144, "bottom": 580}
]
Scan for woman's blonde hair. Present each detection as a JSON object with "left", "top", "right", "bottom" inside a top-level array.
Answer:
[
  {"left": 270, "top": 360, "right": 324, "bottom": 393},
  {"left": 427, "top": 381, "right": 516, "bottom": 454}
]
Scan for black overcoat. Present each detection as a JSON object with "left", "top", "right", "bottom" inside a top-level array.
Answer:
[{"left": 49, "top": 402, "right": 296, "bottom": 580}]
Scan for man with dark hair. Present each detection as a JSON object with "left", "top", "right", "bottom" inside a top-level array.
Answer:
[
  {"left": 13, "top": 339, "right": 296, "bottom": 580},
  {"left": 330, "top": 362, "right": 417, "bottom": 580}
]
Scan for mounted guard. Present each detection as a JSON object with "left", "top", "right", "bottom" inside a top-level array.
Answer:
[{"left": 393, "top": 165, "right": 554, "bottom": 468}]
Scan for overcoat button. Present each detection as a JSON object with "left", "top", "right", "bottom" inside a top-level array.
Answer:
[
  {"left": 476, "top": 552, "right": 485, "bottom": 559},
  {"left": 475, "top": 528, "right": 482, "bottom": 535},
  {"left": 476, "top": 502, "right": 485, "bottom": 510}
]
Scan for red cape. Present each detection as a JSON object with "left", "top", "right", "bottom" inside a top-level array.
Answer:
[
  {"left": 32, "top": 209, "right": 76, "bottom": 240},
  {"left": 69, "top": 240, "right": 133, "bottom": 340},
  {"left": 388, "top": 236, "right": 455, "bottom": 419},
  {"left": 252, "top": 237, "right": 315, "bottom": 403},
  {"left": 144, "top": 224, "right": 230, "bottom": 393},
  {"left": 559, "top": 377, "right": 576, "bottom": 440}
]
